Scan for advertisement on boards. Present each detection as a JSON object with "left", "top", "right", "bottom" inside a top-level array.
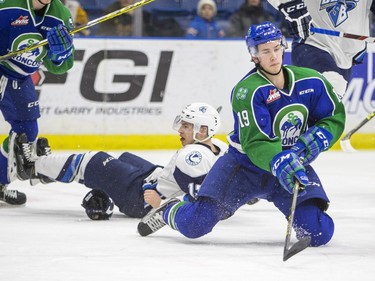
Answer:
[{"left": 1, "top": 38, "right": 374, "bottom": 145}]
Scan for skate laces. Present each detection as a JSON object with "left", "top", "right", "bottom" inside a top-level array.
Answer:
[
  {"left": 146, "top": 212, "right": 166, "bottom": 232},
  {"left": 3, "top": 189, "right": 17, "bottom": 199},
  {"left": 22, "top": 142, "right": 34, "bottom": 162},
  {"left": 44, "top": 146, "right": 52, "bottom": 156}
]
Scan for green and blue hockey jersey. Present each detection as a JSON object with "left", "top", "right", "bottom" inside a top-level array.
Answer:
[
  {"left": 228, "top": 65, "right": 346, "bottom": 172},
  {"left": 0, "top": 0, "right": 74, "bottom": 77}
]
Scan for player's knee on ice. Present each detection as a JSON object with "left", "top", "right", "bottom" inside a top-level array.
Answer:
[
  {"left": 294, "top": 199, "right": 334, "bottom": 247},
  {"left": 171, "top": 198, "right": 229, "bottom": 239}
]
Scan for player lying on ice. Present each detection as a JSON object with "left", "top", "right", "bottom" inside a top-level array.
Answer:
[
  {"left": 136, "top": 22, "right": 346, "bottom": 248},
  {"left": 9, "top": 102, "right": 228, "bottom": 220}
]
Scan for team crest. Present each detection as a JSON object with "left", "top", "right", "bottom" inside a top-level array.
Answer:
[
  {"left": 266, "top": 88, "right": 281, "bottom": 104},
  {"left": 279, "top": 111, "right": 304, "bottom": 146},
  {"left": 185, "top": 151, "right": 202, "bottom": 166},
  {"left": 273, "top": 105, "right": 308, "bottom": 148},
  {"left": 236, "top": 87, "right": 248, "bottom": 100},
  {"left": 320, "top": 0, "right": 358, "bottom": 27},
  {"left": 11, "top": 34, "right": 46, "bottom": 67}
]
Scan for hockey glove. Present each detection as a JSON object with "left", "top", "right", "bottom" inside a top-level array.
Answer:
[
  {"left": 279, "top": 0, "right": 312, "bottom": 40},
  {"left": 81, "top": 189, "right": 114, "bottom": 220},
  {"left": 143, "top": 179, "right": 164, "bottom": 208},
  {"left": 270, "top": 150, "right": 309, "bottom": 194},
  {"left": 292, "top": 126, "right": 333, "bottom": 165},
  {"left": 47, "top": 24, "right": 73, "bottom": 64},
  {"left": 142, "top": 179, "right": 158, "bottom": 191}
]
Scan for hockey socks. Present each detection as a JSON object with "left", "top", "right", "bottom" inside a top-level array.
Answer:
[{"left": 163, "top": 200, "right": 187, "bottom": 230}]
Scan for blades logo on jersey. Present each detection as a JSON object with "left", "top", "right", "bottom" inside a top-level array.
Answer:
[
  {"left": 320, "top": 0, "right": 358, "bottom": 27},
  {"left": 185, "top": 151, "right": 202, "bottom": 166},
  {"left": 266, "top": 88, "right": 281, "bottom": 104}
]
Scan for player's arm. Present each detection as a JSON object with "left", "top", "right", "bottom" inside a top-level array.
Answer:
[
  {"left": 267, "top": 0, "right": 312, "bottom": 40},
  {"left": 308, "top": 75, "right": 346, "bottom": 146},
  {"left": 292, "top": 74, "right": 346, "bottom": 165},
  {"left": 232, "top": 84, "right": 282, "bottom": 172}
]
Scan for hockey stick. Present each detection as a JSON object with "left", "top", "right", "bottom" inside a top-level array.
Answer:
[
  {"left": 340, "top": 111, "right": 375, "bottom": 152},
  {"left": 283, "top": 181, "right": 311, "bottom": 262},
  {"left": 0, "top": 0, "right": 154, "bottom": 62},
  {"left": 310, "top": 27, "right": 375, "bottom": 43}
]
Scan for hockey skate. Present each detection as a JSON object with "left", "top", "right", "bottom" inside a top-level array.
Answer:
[
  {"left": 137, "top": 198, "right": 180, "bottom": 236},
  {"left": 30, "top": 137, "right": 54, "bottom": 186},
  {"left": 9, "top": 133, "right": 54, "bottom": 184},
  {"left": 8, "top": 132, "right": 34, "bottom": 181},
  {"left": 0, "top": 184, "right": 26, "bottom": 205}
]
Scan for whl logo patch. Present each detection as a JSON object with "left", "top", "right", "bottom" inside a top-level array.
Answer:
[
  {"left": 266, "top": 88, "right": 281, "bottom": 104},
  {"left": 11, "top": 16, "right": 29, "bottom": 26}
]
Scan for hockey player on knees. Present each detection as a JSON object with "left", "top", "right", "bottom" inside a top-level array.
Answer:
[
  {"left": 0, "top": 0, "right": 74, "bottom": 205},
  {"left": 11, "top": 103, "right": 228, "bottom": 220},
  {"left": 267, "top": 0, "right": 374, "bottom": 98},
  {"left": 137, "top": 22, "right": 346, "bottom": 249}
]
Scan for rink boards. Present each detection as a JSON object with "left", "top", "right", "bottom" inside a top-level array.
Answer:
[{"left": 0, "top": 38, "right": 374, "bottom": 150}]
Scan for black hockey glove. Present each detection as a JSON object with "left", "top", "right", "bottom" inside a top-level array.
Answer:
[
  {"left": 279, "top": 0, "right": 312, "bottom": 40},
  {"left": 81, "top": 190, "right": 114, "bottom": 220}
]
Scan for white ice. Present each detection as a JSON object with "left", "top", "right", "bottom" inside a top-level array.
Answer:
[{"left": 1, "top": 150, "right": 375, "bottom": 281}]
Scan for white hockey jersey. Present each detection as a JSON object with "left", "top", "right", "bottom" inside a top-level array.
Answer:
[
  {"left": 268, "top": 0, "right": 371, "bottom": 69},
  {"left": 145, "top": 138, "right": 228, "bottom": 200}
]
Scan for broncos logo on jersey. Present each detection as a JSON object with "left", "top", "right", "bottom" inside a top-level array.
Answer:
[
  {"left": 320, "top": 0, "right": 359, "bottom": 27},
  {"left": 273, "top": 106, "right": 308, "bottom": 148},
  {"left": 10, "top": 35, "right": 46, "bottom": 72}
]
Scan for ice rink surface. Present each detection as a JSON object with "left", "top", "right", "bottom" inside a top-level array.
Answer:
[{"left": 1, "top": 150, "right": 374, "bottom": 281}]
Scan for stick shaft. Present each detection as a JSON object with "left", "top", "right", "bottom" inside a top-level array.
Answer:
[
  {"left": 0, "top": 0, "right": 154, "bottom": 62},
  {"left": 341, "top": 111, "right": 375, "bottom": 141},
  {"left": 311, "top": 27, "right": 375, "bottom": 43},
  {"left": 284, "top": 181, "right": 300, "bottom": 249}
]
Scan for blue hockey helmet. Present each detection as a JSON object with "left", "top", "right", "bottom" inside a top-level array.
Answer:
[{"left": 245, "top": 22, "right": 286, "bottom": 56}]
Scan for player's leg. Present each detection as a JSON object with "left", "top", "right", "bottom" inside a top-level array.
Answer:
[
  {"left": 138, "top": 150, "right": 267, "bottom": 237},
  {"left": 0, "top": 75, "right": 40, "bottom": 184},
  {"left": 0, "top": 75, "right": 40, "bottom": 204},
  {"left": 271, "top": 165, "right": 334, "bottom": 246},
  {"left": 163, "top": 197, "right": 229, "bottom": 238},
  {"left": 293, "top": 199, "right": 334, "bottom": 246},
  {"left": 81, "top": 152, "right": 157, "bottom": 218}
]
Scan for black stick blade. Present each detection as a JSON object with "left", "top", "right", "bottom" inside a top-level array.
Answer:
[{"left": 283, "top": 236, "right": 311, "bottom": 262}]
